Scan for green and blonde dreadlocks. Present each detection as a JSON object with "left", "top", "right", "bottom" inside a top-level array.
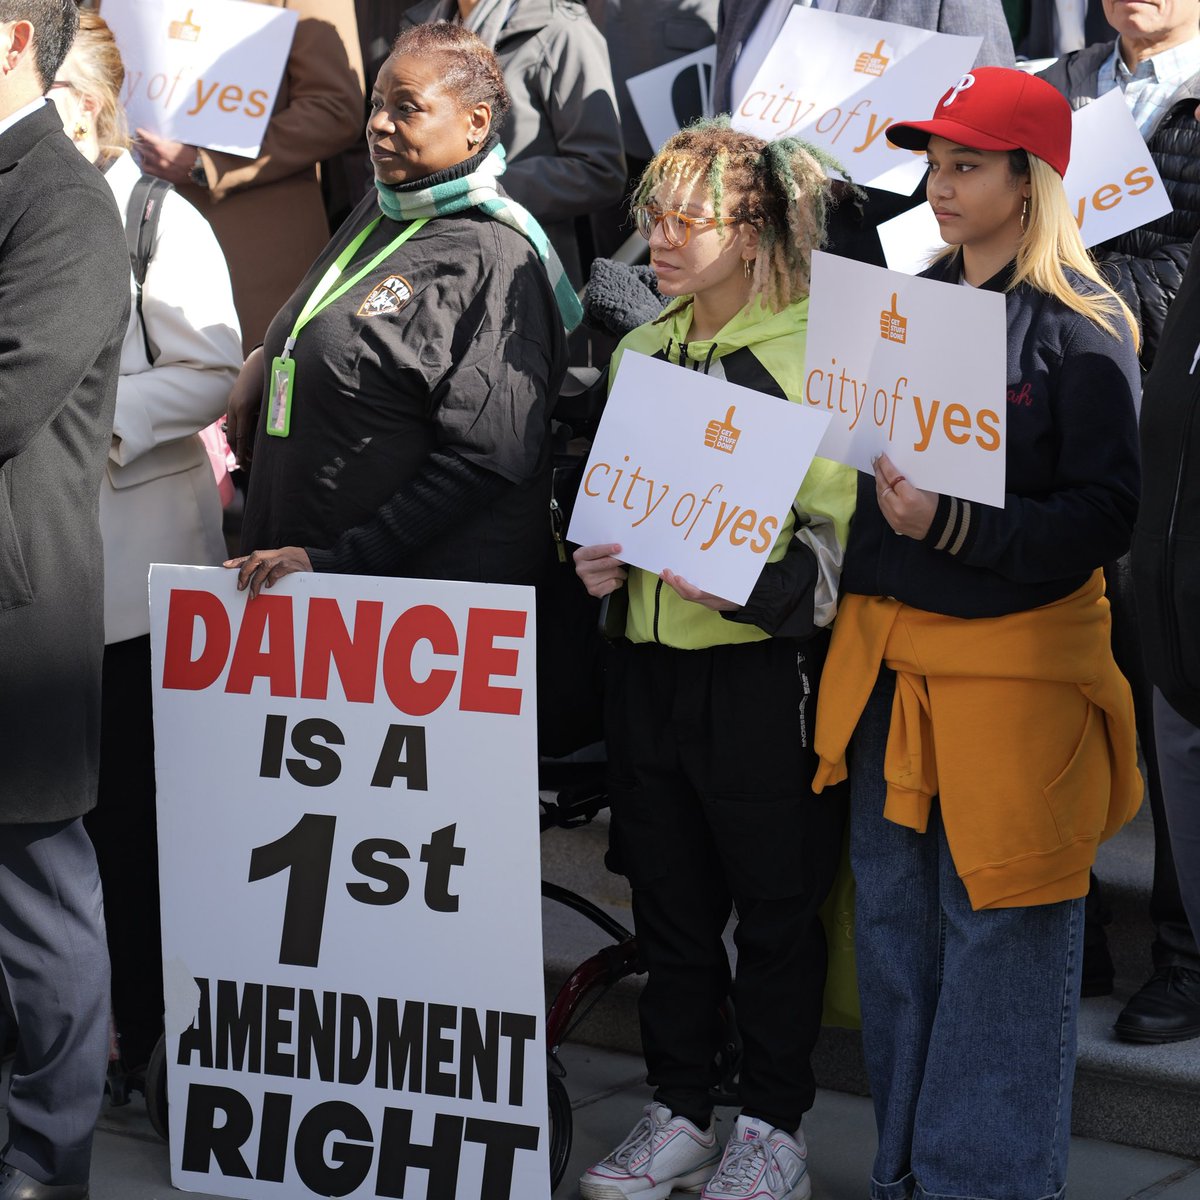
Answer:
[{"left": 634, "top": 117, "right": 854, "bottom": 313}]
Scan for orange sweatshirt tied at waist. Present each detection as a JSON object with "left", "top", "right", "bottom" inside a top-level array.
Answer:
[{"left": 813, "top": 571, "right": 1141, "bottom": 910}]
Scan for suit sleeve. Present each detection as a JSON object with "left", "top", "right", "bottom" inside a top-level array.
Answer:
[
  {"left": 937, "top": 0, "right": 1016, "bottom": 67},
  {"left": 922, "top": 316, "right": 1140, "bottom": 580},
  {"left": 497, "top": 20, "right": 627, "bottom": 221},
  {"left": 0, "top": 183, "right": 130, "bottom": 464},
  {"left": 111, "top": 191, "right": 243, "bottom": 465},
  {"left": 197, "top": 0, "right": 364, "bottom": 203}
]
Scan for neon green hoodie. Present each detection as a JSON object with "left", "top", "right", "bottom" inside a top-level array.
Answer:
[{"left": 608, "top": 296, "right": 857, "bottom": 649}]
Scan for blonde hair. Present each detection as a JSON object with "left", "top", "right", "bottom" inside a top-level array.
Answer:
[
  {"left": 937, "top": 151, "right": 1140, "bottom": 349},
  {"left": 62, "top": 11, "right": 129, "bottom": 156},
  {"left": 635, "top": 118, "right": 853, "bottom": 313}
]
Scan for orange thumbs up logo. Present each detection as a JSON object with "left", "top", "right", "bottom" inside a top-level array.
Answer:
[
  {"left": 704, "top": 405, "right": 741, "bottom": 454},
  {"left": 854, "top": 40, "right": 890, "bottom": 77},
  {"left": 880, "top": 293, "right": 908, "bottom": 344},
  {"left": 168, "top": 8, "right": 202, "bottom": 41}
]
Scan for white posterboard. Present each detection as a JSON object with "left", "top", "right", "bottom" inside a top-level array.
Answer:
[
  {"left": 149, "top": 566, "right": 549, "bottom": 1200},
  {"left": 731, "top": 7, "right": 979, "bottom": 194},
  {"left": 805, "top": 250, "right": 1008, "bottom": 506},
  {"left": 879, "top": 88, "right": 1174, "bottom": 273},
  {"left": 566, "top": 351, "right": 831, "bottom": 605},
  {"left": 101, "top": 0, "right": 297, "bottom": 158},
  {"left": 626, "top": 46, "right": 717, "bottom": 153}
]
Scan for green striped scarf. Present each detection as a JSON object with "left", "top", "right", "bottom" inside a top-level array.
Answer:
[{"left": 375, "top": 144, "right": 583, "bottom": 333}]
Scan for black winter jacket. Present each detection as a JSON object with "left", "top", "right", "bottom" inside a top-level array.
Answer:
[
  {"left": 1040, "top": 43, "right": 1200, "bottom": 371},
  {"left": 1132, "top": 227, "right": 1200, "bottom": 727},
  {"left": 840, "top": 255, "right": 1140, "bottom": 618}
]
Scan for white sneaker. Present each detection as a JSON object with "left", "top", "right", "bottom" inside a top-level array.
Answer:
[
  {"left": 580, "top": 1102, "right": 721, "bottom": 1200},
  {"left": 700, "top": 1115, "right": 811, "bottom": 1200}
]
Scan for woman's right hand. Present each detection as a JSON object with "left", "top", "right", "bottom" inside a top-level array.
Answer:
[
  {"left": 573, "top": 543, "right": 628, "bottom": 598},
  {"left": 225, "top": 346, "right": 265, "bottom": 470}
]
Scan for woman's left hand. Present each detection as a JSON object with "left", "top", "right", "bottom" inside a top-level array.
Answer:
[
  {"left": 660, "top": 568, "right": 739, "bottom": 612},
  {"left": 224, "top": 547, "right": 312, "bottom": 600},
  {"left": 134, "top": 129, "right": 199, "bottom": 186},
  {"left": 874, "top": 453, "right": 938, "bottom": 539}
]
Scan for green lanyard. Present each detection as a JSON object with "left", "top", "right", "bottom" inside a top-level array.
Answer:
[
  {"left": 267, "top": 216, "right": 427, "bottom": 437},
  {"left": 280, "top": 215, "right": 428, "bottom": 361}
]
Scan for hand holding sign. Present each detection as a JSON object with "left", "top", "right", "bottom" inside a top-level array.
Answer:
[
  {"left": 659, "top": 568, "right": 738, "bottom": 612},
  {"left": 572, "top": 542, "right": 628, "bottom": 599},
  {"left": 873, "top": 452, "right": 937, "bottom": 538}
]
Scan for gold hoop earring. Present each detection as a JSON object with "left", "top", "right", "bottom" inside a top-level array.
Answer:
[
  {"left": 744, "top": 258, "right": 754, "bottom": 279},
  {"left": 1021, "top": 197, "right": 1029, "bottom": 229}
]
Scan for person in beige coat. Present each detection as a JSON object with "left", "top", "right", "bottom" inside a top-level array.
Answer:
[
  {"left": 49, "top": 10, "right": 243, "bottom": 1081},
  {"left": 133, "top": 0, "right": 365, "bottom": 350}
]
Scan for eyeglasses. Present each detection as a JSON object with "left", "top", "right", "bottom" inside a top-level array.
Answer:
[
  {"left": 48, "top": 80, "right": 74, "bottom": 91},
  {"left": 633, "top": 204, "right": 734, "bottom": 248}
]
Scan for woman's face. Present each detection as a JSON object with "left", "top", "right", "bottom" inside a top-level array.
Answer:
[
  {"left": 644, "top": 182, "right": 756, "bottom": 300},
  {"left": 925, "top": 135, "right": 1029, "bottom": 257},
  {"left": 367, "top": 53, "right": 489, "bottom": 185}
]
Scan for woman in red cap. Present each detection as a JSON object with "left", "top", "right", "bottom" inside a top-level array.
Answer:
[{"left": 812, "top": 67, "right": 1142, "bottom": 1199}]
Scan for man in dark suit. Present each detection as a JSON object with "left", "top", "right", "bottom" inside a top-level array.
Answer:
[{"left": 0, "top": 2, "right": 131, "bottom": 1196}]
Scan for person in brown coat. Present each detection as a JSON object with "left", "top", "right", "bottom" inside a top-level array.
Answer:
[{"left": 133, "top": 0, "right": 364, "bottom": 350}]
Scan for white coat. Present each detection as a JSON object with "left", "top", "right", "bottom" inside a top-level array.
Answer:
[{"left": 99, "top": 151, "right": 243, "bottom": 644}]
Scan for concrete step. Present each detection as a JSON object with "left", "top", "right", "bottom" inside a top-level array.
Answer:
[{"left": 539, "top": 790, "right": 1200, "bottom": 1159}]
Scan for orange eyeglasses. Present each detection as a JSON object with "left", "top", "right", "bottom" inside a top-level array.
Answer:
[{"left": 633, "top": 204, "right": 736, "bottom": 248}]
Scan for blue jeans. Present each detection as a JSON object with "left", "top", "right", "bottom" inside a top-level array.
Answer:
[{"left": 850, "top": 670, "right": 1084, "bottom": 1200}]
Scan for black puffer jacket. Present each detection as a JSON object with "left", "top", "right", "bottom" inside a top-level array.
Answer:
[
  {"left": 1132, "top": 227, "right": 1200, "bottom": 727},
  {"left": 1040, "top": 42, "right": 1200, "bottom": 371}
]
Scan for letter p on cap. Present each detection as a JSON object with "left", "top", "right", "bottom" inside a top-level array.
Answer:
[
  {"left": 879, "top": 293, "right": 908, "bottom": 344},
  {"left": 704, "top": 405, "right": 741, "bottom": 454},
  {"left": 943, "top": 73, "right": 975, "bottom": 107}
]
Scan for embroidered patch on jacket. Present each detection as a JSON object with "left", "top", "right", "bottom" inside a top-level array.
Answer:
[{"left": 358, "top": 274, "right": 413, "bottom": 317}]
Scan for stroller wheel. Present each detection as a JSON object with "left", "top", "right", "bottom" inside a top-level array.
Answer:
[
  {"left": 145, "top": 1034, "right": 170, "bottom": 1142},
  {"left": 547, "top": 1071, "right": 573, "bottom": 1191}
]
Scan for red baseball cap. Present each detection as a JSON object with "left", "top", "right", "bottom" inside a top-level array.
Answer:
[{"left": 885, "top": 66, "right": 1072, "bottom": 177}]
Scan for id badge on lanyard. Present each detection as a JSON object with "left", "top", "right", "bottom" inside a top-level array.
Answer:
[
  {"left": 266, "top": 215, "right": 427, "bottom": 438},
  {"left": 267, "top": 355, "right": 296, "bottom": 437}
]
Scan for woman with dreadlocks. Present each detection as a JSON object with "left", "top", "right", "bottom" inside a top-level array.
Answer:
[{"left": 574, "top": 120, "right": 856, "bottom": 1200}]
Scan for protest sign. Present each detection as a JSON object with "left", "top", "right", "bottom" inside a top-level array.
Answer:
[
  {"left": 101, "top": 0, "right": 297, "bottom": 157},
  {"left": 879, "top": 87, "right": 1173, "bottom": 273},
  {"left": 626, "top": 46, "right": 716, "bottom": 153},
  {"left": 566, "top": 351, "right": 831, "bottom": 605},
  {"left": 805, "top": 250, "right": 1007, "bottom": 505},
  {"left": 730, "top": 7, "right": 979, "bottom": 194},
  {"left": 1062, "top": 88, "right": 1173, "bottom": 244},
  {"left": 149, "top": 566, "right": 549, "bottom": 1199}
]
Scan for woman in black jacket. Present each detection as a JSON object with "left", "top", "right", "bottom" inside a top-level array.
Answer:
[{"left": 224, "top": 23, "right": 572, "bottom": 596}]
